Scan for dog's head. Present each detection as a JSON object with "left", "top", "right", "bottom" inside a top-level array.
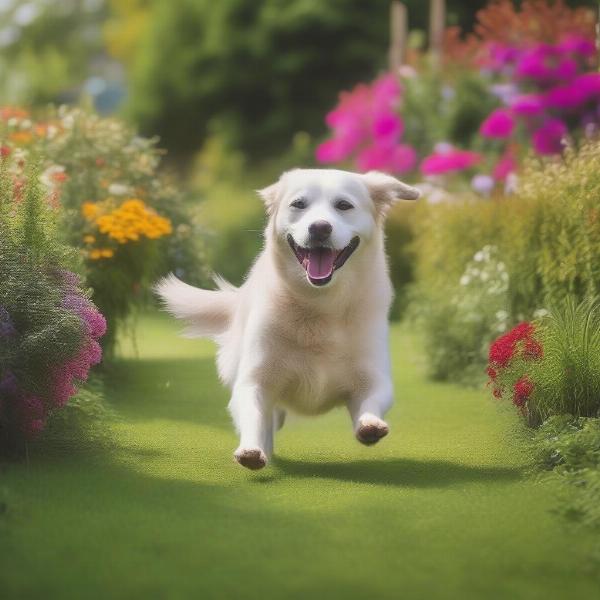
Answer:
[{"left": 259, "top": 169, "right": 420, "bottom": 288}]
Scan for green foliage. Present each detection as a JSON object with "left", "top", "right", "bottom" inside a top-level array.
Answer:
[
  {"left": 411, "top": 140, "right": 600, "bottom": 382},
  {"left": 0, "top": 1, "right": 107, "bottom": 105},
  {"left": 413, "top": 244, "right": 510, "bottom": 384},
  {"left": 402, "top": 64, "right": 497, "bottom": 158},
  {"left": 528, "top": 298, "right": 600, "bottom": 423},
  {"left": 125, "top": 0, "right": 394, "bottom": 156},
  {"left": 533, "top": 415, "right": 600, "bottom": 528}
]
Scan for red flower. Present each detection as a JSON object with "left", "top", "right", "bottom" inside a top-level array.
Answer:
[
  {"left": 488, "top": 322, "right": 539, "bottom": 368},
  {"left": 524, "top": 337, "right": 543, "bottom": 360},
  {"left": 487, "top": 366, "right": 498, "bottom": 380},
  {"left": 513, "top": 376, "right": 533, "bottom": 407},
  {"left": 0, "top": 145, "right": 11, "bottom": 158},
  {"left": 493, "top": 387, "right": 503, "bottom": 399}
]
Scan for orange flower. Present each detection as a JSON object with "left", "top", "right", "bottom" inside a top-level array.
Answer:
[{"left": 9, "top": 131, "right": 33, "bottom": 144}]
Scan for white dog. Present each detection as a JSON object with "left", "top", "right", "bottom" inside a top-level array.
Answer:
[{"left": 156, "top": 169, "right": 419, "bottom": 470}]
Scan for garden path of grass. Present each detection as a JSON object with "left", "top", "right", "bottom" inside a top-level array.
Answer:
[{"left": 1, "top": 314, "right": 599, "bottom": 599}]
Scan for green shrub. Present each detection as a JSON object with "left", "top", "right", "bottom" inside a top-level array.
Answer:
[
  {"left": 412, "top": 140, "right": 600, "bottom": 382},
  {"left": 533, "top": 415, "right": 600, "bottom": 528}
]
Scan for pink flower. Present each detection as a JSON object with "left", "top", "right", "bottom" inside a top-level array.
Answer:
[
  {"left": 493, "top": 150, "right": 518, "bottom": 181},
  {"left": 558, "top": 35, "right": 596, "bottom": 58},
  {"left": 516, "top": 44, "right": 578, "bottom": 82},
  {"left": 545, "top": 83, "right": 588, "bottom": 110},
  {"left": 315, "top": 139, "right": 349, "bottom": 163},
  {"left": 510, "top": 94, "right": 545, "bottom": 117},
  {"left": 532, "top": 118, "right": 567, "bottom": 155},
  {"left": 357, "top": 143, "right": 416, "bottom": 174},
  {"left": 480, "top": 109, "right": 515, "bottom": 138},
  {"left": 372, "top": 112, "right": 403, "bottom": 142},
  {"left": 420, "top": 148, "right": 482, "bottom": 176}
]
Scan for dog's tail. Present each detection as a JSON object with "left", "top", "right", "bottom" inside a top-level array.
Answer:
[{"left": 154, "top": 274, "right": 238, "bottom": 338}]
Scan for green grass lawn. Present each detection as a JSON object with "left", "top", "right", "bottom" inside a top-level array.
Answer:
[{"left": 1, "top": 314, "right": 598, "bottom": 599}]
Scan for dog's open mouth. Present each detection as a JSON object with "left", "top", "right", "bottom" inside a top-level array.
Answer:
[{"left": 287, "top": 235, "right": 360, "bottom": 286}]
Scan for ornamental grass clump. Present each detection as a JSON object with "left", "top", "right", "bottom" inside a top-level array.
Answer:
[
  {"left": 0, "top": 155, "right": 105, "bottom": 455},
  {"left": 487, "top": 299, "right": 600, "bottom": 426}
]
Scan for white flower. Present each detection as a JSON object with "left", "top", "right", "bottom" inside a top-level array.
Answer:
[
  {"left": 40, "top": 165, "right": 65, "bottom": 188},
  {"left": 474, "top": 251, "right": 484, "bottom": 262},
  {"left": 460, "top": 275, "right": 470, "bottom": 286},
  {"left": 480, "top": 271, "right": 489, "bottom": 282},
  {"left": 495, "top": 310, "right": 508, "bottom": 321},
  {"left": 533, "top": 308, "right": 549, "bottom": 319},
  {"left": 108, "top": 183, "right": 131, "bottom": 196}
]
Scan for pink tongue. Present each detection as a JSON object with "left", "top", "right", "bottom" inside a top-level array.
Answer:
[{"left": 305, "top": 248, "right": 335, "bottom": 280}]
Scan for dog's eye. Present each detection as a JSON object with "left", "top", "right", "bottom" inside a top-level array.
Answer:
[
  {"left": 290, "top": 198, "right": 307, "bottom": 209},
  {"left": 335, "top": 199, "right": 354, "bottom": 211}
]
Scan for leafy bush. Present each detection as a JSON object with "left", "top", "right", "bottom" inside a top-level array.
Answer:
[
  {"left": 0, "top": 154, "right": 105, "bottom": 456},
  {"left": 414, "top": 244, "right": 511, "bottom": 383},
  {"left": 411, "top": 139, "right": 600, "bottom": 381},
  {"left": 487, "top": 299, "right": 600, "bottom": 426},
  {"left": 533, "top": 415, "right": 600, "bottom": 528},
  {"left": 0, "top": 106, "right": 208, "bottom": 351}
]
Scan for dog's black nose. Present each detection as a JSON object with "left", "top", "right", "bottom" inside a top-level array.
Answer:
[{"left": 308, "top": 220, "right": 332, "bottom": 242}]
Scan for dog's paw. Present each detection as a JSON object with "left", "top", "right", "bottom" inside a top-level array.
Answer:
[
  {"left": 234, "top": 447, "right": 268, "bottom": 470},
  {"left": 356, "top": 414, "right": 389, "bottom": 446}
]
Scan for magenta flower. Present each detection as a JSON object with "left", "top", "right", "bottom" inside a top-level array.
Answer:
[
  {"left": 372, "top": 112, "right": 404, "bottom": 142},
  {"left": 532, "top": 118, "right": 568, "bottom": 155},
  {"left": 558, "top": 35, "right": 596, "bottom": 58},
  {"left": 544, "top": 83, "right": 588, "bottom": 110},
  {"left": 357, "top": 143, "right": 416, "bottom": 174},
  {"left": 480, "top": 109, "right": 515, "bottom": 138},
  {"left": 516, "top": 44, "right": 578, "bottom": 82},
  {"left": 493, "top": 151, "right": 518, "bottom": 181},
  {"left": 420, "top": 148, "right": 482, "bottom": 176},
  {"left": 510, "top": 94, "right": 545, "bottom": 117}
]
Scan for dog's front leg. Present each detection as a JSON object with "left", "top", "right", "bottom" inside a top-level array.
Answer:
[
  {"left": 347, "top": 374, "right": 393, "bottom": 446},
  {"left": 228, "top": 380, "right": 273, "bottom": 470}
]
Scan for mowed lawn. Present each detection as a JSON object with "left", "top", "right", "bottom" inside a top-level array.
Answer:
[{"left": 1, "top": 314, "right": 598, "bottom": 599}]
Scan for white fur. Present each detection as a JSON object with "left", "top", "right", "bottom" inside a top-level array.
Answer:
[{"left": 156, "top": 169, "right": 419, "bottom": 469}]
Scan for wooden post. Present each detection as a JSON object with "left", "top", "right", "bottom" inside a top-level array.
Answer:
[
  {"left": 429, "top": 0, "right": 446, "bottom": 68},
  {"left": 389, "top": 1, "right": 408, "bottom": 73}
]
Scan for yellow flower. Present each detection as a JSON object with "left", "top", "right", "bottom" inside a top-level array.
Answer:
[
  {"left": 83, "top": 235, "right": 96, "bottom": 244},
  {"left": 82, "top": 202, "right": 99, "bottom": 220},
  {"left": 101, "top": 248, "right": 115, "bottom": 258},
  {"left": 89, "top": 249, "right": 102, "bottom": 260},
  {"left": 9, "top": 131, "right": 33, "bottom": 144}
]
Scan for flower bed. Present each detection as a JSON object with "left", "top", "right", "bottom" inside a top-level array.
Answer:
[
  {"left": 0, "top": 154, "right": 106, "bottom": 454},
  {"left": 0, "top": 106, "right": 207, "bottom": 352},
  {"left": 315, "top": 0, "right": 599, "bottom": 195}
]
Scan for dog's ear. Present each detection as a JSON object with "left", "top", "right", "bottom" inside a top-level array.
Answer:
[
  {"left": 362, "top": 171, "right": 420, "bottom": 215},
  {"left": 257, "top": 181, "right": 280, "bottom": 215}
]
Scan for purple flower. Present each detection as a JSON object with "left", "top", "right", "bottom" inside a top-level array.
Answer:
[
  {"left": 471, "top": 174, "right": 495, "bottom": 196},
  {"left": 0, "top": 370, "right": 18, "bottom": 395},
  {"left": 544, "top": 83, "right": 588, "bottom": 110},
  {"left": 0, "top": 306, "right": 16, "bottom": 337},
  {"left": 532, "top": 118, "right": 568, "bottom": 155},
  {"left": 480, "top": 109, "right": 515, "bottom": 138},
  {"left": 62, "top": 294, "right": 107, "bottom": 339}
]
